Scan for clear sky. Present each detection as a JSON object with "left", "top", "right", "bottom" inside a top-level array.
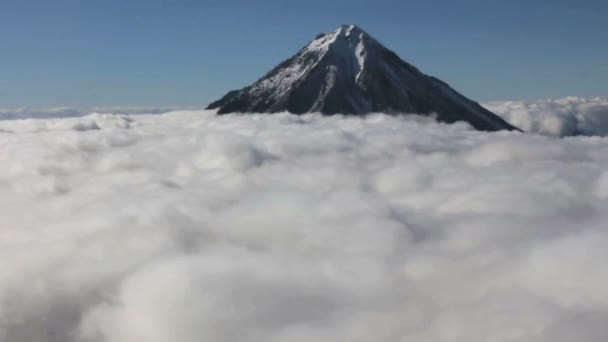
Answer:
[{"left": 1, "top": 0, "right": 606, "bottom": 107}]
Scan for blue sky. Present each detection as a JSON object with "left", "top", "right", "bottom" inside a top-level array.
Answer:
[{"left": 1, "top": 0, "right": 606, "bottom": 107}]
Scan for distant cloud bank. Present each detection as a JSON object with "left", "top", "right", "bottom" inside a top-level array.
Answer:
[
  {"left": 485, "top": 96, "right": 608, "bottom": 137},
  {"left": 2, "top": 96, "right": 607, "bottom": 137},
  {"left": 0, "top": 106, "right": 201, "bottom": 120}
]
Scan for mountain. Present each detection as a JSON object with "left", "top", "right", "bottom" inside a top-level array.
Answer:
[{"left": 207, "top": 25, "right": 520, "bottom": 132}]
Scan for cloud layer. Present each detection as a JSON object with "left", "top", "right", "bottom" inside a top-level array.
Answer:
[
  {"left": 1, "top": 109, "right": 608, "bottom": 342},
  {"left": 486, "top": 96, "right": 608, "bottom": 137}
]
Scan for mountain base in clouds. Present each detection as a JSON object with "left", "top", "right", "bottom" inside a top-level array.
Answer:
[{"left": 1, "top": 109, "right": 608, "bottom": 342}]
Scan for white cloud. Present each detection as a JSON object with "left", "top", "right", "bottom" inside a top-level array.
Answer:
[
  {"left": 485, "top": 96, "right": 608, "bottom": 137},
  {"left": 0, "top": 109, "right": 607, "bottom": 341}
]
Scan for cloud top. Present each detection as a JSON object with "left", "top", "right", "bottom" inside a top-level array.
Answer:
[{"left": 0, "top": 108, "right": 607, "bottom": 341}]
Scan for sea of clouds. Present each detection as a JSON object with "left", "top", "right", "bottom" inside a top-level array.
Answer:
[{"left": 1, "top": 104, "right": 608, "bottom": 342}]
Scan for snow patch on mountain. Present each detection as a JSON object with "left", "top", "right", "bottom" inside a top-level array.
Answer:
[{"left": 355, "top": 34, "right": 366, "bottom": 83}]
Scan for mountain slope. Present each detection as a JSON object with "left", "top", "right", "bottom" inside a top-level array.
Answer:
[{"left": 207, "top": 25, "right": 520, "bottom": 132}]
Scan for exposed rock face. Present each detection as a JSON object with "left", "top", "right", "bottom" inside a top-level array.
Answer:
[{"left": 207, "top": 25, "right": 520, "bottom": 132}]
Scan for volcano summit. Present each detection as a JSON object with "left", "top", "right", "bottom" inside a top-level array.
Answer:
[{"left": 207, "top": 25, "right": 519, "bottom": 132}]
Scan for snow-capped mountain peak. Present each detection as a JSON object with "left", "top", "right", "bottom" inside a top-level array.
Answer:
[
  {"left": 207, "top": 25, "right": 520, "bottom": 132},
  {"left": 306, "top": 25, "right": 369, "bottom": 51}
]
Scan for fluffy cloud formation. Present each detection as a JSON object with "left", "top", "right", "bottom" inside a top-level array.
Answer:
[
  {"left": 485, "top": 96, "right": 608, "bottom": 137},
  {"left": 1, "top": 110, "right": 608, "bottom": 342}
]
